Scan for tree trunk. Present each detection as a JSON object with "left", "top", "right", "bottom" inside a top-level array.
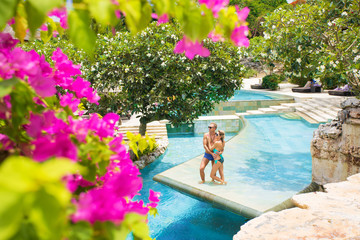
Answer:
[{"left": 139, "top": 118, "right": 147, "bottom": 136}]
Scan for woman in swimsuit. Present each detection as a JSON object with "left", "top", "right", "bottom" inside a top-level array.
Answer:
[{"left": 210, "top": 130, "right": 226, "bottom": 185}]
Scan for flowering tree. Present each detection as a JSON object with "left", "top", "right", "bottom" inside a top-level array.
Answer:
[
  {"left": 258, "top": 0, "right": 360, "bottom": 90},
  {"left": 0, "top": 0, "right": 250, "bottom": 239},
  {"left": 84, "top": 23, "right": 245, "bottom": 135}
]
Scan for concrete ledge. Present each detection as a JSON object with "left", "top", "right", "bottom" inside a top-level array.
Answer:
[{"left": 153, "top": 174, "right": 263, "bottom": 219}]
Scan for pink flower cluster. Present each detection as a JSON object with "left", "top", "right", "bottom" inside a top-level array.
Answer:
[
  {"left": 72, "top": 134, "right": 160, "bottom": 223},
  {"left": 51, "top": 48, "right": 100, "bottom": 105},
  {"left": 40, "top": 7, "right": 68, "bottom": 32},
  {"left": 151, "top": 13, "right": 169, "bottom": 25},
  {"left": 173, "top": 2, "right": 250, "bottom": 58},
  {"left": 0, "top": 33, "right": 160, "bottom": 225},
  {"left": 0, "top": 33, "right": 56, "bottom": 97}
]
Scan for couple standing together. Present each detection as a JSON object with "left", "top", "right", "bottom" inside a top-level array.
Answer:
[{"left": 199, "top": 122, "right": 227, "bottom": 185}]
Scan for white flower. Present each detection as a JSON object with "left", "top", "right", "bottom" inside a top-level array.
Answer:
[
  {"left": 297, "top": 45, "right": 302, "bottom": 51},
  {"left": 296, "top": 58, "right": 301, "bottom": 64},
  {"left": 327, "top": 21, "right": 332, "bottom": 26},
  {"left": 272, "top": 25, "right": 276, "bottom": 29},
  {"left": 196, "top": 72, "right": 202, "bottom": 76},
  {"left": 125, "top": 68, "right": 129, "bottom": 73},
  {"left": 186, "top": 67, "right": 190, "bottom": 71},
  {"left": 91, "top": 67, "right": 96, "bottom": 71},
  {"left": 341, "top": 12, "right": 348, "bottom": 16},
  {"left": 124, "top": 39, "right": 128, "bottom": 43},
  {"left": 96, "top": 73, "right": 100, "bottom": 78},
  {"left": 354, "top": 55, "right": 360, "bottom": 62},
  {"left": 162, "top": 27, "right": 165, "bottom": 30},
  {"left": 161, "top": 40, "right": 165, "bottom": 44},
  {"left": 319, "top": 65, "right": 325, "bottom": 72},
  {"left": 161, "top": 62, "right": 166, "bottom": 67},
  {"left": 353, "top": 49, "right": 359, "bottom": 54},
  {"left": 263, "top": 32, "right": 270, "bottom": 39},
  {"left": 147, "top": 53, "right": 151, "bottom": 57},
  {"left": 138, "top": 67, "right": 142, "bottom": 71}
]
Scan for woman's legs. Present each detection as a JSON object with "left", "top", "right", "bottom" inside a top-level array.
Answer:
[
  {"left": 210, "top": 161, "right": 224, "bottom": 183},
  {"left": 219, "top": 163, "right": 226, "bottom": 184}
]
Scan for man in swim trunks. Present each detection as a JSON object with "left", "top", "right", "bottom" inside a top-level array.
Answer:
[{"left": 199, "top": 122, "right": 217, "bottom": 184}]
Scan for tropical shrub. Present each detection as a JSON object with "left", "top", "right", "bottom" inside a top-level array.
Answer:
[
  {"left": 262, "top": 74, "right": 280, "bottom": 90},
  {"left": 126, "top": 132, "right": 158, "bottom": 160}
]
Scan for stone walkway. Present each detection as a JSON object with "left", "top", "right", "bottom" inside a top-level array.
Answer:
[{"left": 233, "top": 173, "right": 360, "bottom": 239}]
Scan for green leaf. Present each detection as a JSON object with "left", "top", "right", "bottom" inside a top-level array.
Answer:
[
  {"left": 10, "top": 81, "right": 35, "bottom": 129},
  {"left": 29, "top": 188, "right": 65, "bottom": 240},
  {"left": 129, "top": 141, "right": 139, "bottom": 159},
  {"left": 41, "top": 158, "right": 81, "bottom": 181},
  {"left": 68, "top": 10, "right": 96, "bottom": 55},
  {"left": 87, "top": 0, "right": 115, "bottom": 25},
  {"left": 68, "top": 221, "right": 93, "bottom": 240},
  {"left": 0, "top": 156, "right": 39, "bottom": 193},
  {"left": 121, "top": 0, "right": 152, "bottom": 34},
  {"left": 138, "top": 138, "right": 148, "bottom": 153},
  {"left": 0, "top": 190, "right": 23, "bottom": 240},
  {"left": 0, "top": 78, "right": 19, "bottom": 98},
  {"left": 24, "top": 1, "right": 45, "bottom": 37},
  {"left": 0, "top": 0, "right": 18, "bottom": 28},
  {"left": 123, "top": 213, "right": 151, "bottom": 240},
  {"left": 14, "top": 4, "right": 27, "bottom": 42}
]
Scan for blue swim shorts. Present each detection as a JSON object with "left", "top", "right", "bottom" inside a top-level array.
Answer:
[{"left": 203, "top": 152, "right": 214, "bottom": 161}]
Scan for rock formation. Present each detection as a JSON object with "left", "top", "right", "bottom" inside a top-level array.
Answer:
[
  {"left": 233, "top": 173, "right": 360, "bottom": 240},
  {"left": 311, "top": 98, "right": 360, "bottom": 185}
]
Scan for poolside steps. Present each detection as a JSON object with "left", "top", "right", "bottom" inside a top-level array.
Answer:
[
  {"left": 116, "top": 124, "right": 168, "bottom": 141},
  {"left": 243, "top": 97, "right": 346, "bottom": 123}
]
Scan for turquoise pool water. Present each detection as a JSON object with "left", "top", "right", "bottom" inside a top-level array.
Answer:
[
  {"left": 131, "top": 133, "right": 246, "bottom": 240},
  {"left": 229, "top": 90, "right": 274, "bottom": 101},
  {"left": 130, "top": 114, "right": 318, "bottom": 240}
]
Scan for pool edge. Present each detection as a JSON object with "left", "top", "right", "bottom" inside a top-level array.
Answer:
[{"left": 153, "top": 174, "right": 263, "bottom": 219}]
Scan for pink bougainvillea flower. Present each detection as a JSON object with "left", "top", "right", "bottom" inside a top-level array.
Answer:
[
  {"left": 174, "top": 36, "right": 210, "bottom": 59},
  {"left": 7, "top": 18, "right": 15, "bottom": 26},
  {"left": 48, "top": 8, "right": 68, "bottom": 29},
  {"left": 208, "top": 31, "right": 224, "bottom": 42},
  {"left": 231, "top": 25, "right": 249, "bottom": 47},
  {"left": 26, "top": 113, "right": 44, "bottom": 138},
  {"left": 151, "top": 13, "right": 169, "bottom": 25},
  {"left": 115, "top": 10, "right": 121, "bottom": 19},
  {"left": 149, "top": 189, "right": 161, "bottom": 203},
  {"left": 103, "top": 113, "right": 119, "bottom": 129},
  {"left": 33, "top": 134, "right": 78, "bottom": 162},
  {"left": 59, "top": 92, "right": 81, "bottom": 112},
  {"left": 111, "top": 0, "right": 119, "bottom": 5},
  {"left": 199, "top": 0, "right": 229, "bottom": 17},
  {"left": 28, "top": 74, "right": 56, "bottom": 97},
  {"left": 72, "top": 158, "right": 147, "bottom": 224},
  {"left": 69, "top": 77, "right": 99, "bottom": 104},
  {"left": 0, "top": 95, "right": 12, "bottom": 119},
  {"left": 0, "top": 133, "right": 15, "bottom": 150},
  {"left": 235, "top": 6, "right": 250, "bottom": 21},
  {"left": 0, "top": 33, "right": 19, "bottom": 49}
]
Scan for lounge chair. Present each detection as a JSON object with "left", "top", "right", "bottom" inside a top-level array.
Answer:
[
  {"left": 292, "top": 81, "right": 322, "bottom": 93},
  {"left": 328, "top": 84, "right": 355, "bottom": 96},
  {"left": 250, "top": 83, "right": 266, "bottom": 89}
]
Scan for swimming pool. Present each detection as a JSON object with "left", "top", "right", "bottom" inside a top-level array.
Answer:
[
  {"left": 129, "top": 114, "right": 318, "bottom": 240},
  {"left": 208, "top": 90, "right": 294, "bottom": 115},
  {"left": 131, "top": 133, "right": 246, "bottom": 240},
  {"left": 230, "top": 90, "right": 274, "bottom": 101}
]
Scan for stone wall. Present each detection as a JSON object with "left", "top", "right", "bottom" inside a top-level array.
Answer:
[{"left": 311, "top": 98, "right": 360, "bottom": 185}]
